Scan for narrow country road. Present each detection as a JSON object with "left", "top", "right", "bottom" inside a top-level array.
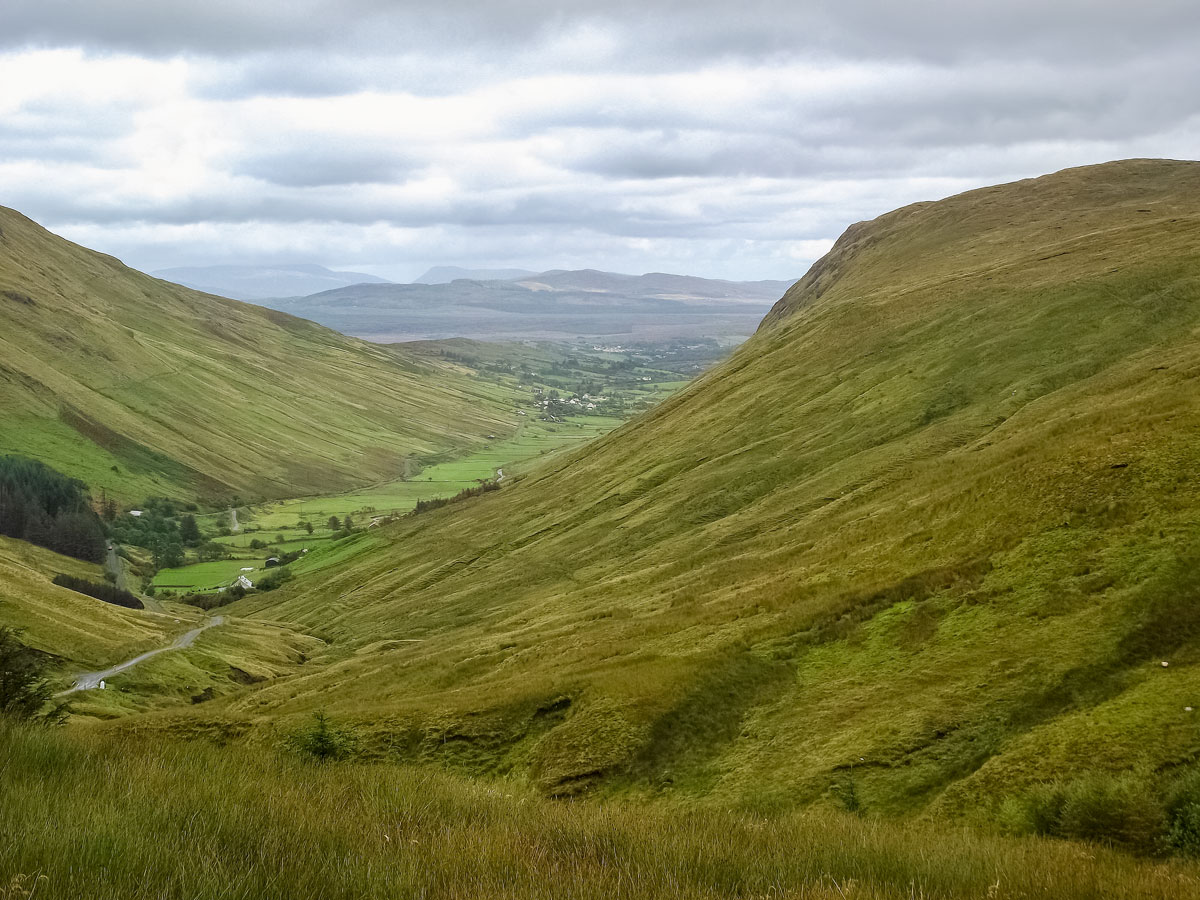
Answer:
[
  {"left": 104, "top": 541, "right": 128, "bottom": 591},
  {"left": 58, "top": 615, "right": 227, "bottom": 694},
  {"left": 107, "top": 540, "right": 163, "bottom": 611},
  {"left": 230, "top": 507, "right": 240, "bottom": 532}
]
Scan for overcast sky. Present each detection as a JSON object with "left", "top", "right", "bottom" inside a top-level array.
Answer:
[{"left": 2, "top": 1, "right": 1198, "bottom": 282}]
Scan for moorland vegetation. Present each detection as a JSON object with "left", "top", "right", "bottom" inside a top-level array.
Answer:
[{"left": 3, "top": 160, "right": 1200, "bottom": 896}]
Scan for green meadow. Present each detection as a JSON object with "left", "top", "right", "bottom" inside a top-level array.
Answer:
[
  {"left": 154, "top": 393, "right": 653, "bottom": 595},
  {"left": 152, "top": 559, "right": 271, "bottom": 592}
]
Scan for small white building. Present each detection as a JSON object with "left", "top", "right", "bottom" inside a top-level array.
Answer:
[
  {"left": 236, "top": 574, "right": 253, "bottom": 590},
  {"left": 129, "top": 510, "right": 143, "bottom": 517}
]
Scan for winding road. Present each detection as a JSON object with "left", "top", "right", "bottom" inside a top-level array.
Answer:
[{"left": 59, "top": 615, "right": 227, "bottom": 694}]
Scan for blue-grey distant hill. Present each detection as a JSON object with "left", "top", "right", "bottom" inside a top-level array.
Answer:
[
  {"left": 152, "top": 264, "right": 391, "bottom": 301},
  {"left": 414, "top": 266, "right": 537, "bottom": 283},
  {"left": 261, "top": 268, "right": 798, "bottom": 343}
]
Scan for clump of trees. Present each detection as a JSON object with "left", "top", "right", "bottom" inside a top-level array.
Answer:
[
  {"left": 0, "top": 626, "right": 69, "bottom": 724},
  {"left": 0, "top": 456, "right": 105, "bottom": 563},
  {"left": 179, "top": 514, "right": 201, "bottom": 545},
  {"left": 412, "top": 480, "right": 500, "bottom": 516},
  {"left": 51, "top": 574, "right": 143, "bottom": 610},
  {"left": 183, "top": 588, "right": 239, "bottom": 611},
  {"left": 254, "top": 568, "right": 293, "bottom": 591},
  {"left": 109, "top": 497, "right": 189, "bottom": 568},
  {"left": 196, "top": 541, "right": 228, "bottom": 561}
]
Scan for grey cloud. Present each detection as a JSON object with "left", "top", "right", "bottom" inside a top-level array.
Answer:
[
  {"left": 5, "top": 2, "right": 1199, "bottom": 65},
  {"left": 3, "top": 1, "right": 1199, "bottom": 283},
  {"left": 233, "top": 145, "right": 422, "bottom": 188},
  {"left": 189, "top": 51, "right": 502, "bottom": 100},
  {"left": 569, "top": 136, "right": 917, "bottom": 182},
  {"left": 0, "top": 101, "right": 135, "bottom": 166},
  {"left": 4, "top": 169, "right": 825, "bottom": 239}
]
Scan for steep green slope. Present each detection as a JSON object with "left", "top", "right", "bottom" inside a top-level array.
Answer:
[
  {"left": 0, "top": 207, "right": 518, "bottom": 503},
  {"left": 178, "top": 160, "right": 1200, "bottom": 819}
]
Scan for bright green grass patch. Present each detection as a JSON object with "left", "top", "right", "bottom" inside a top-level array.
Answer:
[{"left": 153, "top": 559, "right": 271, "bottom": 591}]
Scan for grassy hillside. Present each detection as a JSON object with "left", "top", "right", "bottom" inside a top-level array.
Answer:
[
  {"left": 0, "top": 533, "right": 319, "bottom": 719},
  {"left": 0, "top": 535, "right": 178, "bottom": 669},
  {"left": 0, "top": 206, "right": 518, "bottom": 503},
  {"left": 191, "top": 159, "right": 1200, "bottom": 826}
]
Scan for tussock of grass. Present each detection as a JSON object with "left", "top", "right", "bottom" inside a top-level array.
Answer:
[{"left": 2, "top": 724, "right": 1198, "bottom": 900}]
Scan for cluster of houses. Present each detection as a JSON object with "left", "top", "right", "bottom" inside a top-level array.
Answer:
[{"left": 537, "top": 393, "right": 606, "bottom": 413}]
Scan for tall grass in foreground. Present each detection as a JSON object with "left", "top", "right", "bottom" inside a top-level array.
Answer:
[{"left": 2, "top": 725, "right": 1198, "bottom": 899}]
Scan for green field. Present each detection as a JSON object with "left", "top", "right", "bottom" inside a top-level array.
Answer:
[
  {"left": 153, "top": 558, "right": 273, "bottom": 592},
  {"left": 153, "top": 382, "right": 667, "bottom": 594},
  {"left": 243, "top": 415, "right": 624, "bottom": 527},
  {"left": 150, "top": 415, "right": 633, "bottom": 593}
]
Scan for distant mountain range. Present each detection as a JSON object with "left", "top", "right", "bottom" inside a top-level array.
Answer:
[
  {"left": 152, "top": 264, "right": 391, "bottom": 301},
  {"left": 263, "top": 269, "right": 797, "bottom": 342},
  {"left": 414, "top": 266, "right": 537, "bottom": 283}
]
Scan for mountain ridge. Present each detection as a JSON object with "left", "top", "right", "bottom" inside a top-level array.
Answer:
[
  {"left": 152, "top": 263, "right": 391, "bottom": 301},
  {"left": 414, "top": 265, "right": 537, "bottom": 283},
  {"left": 264, "top": 268, "right": 796, "bottom": 342}
]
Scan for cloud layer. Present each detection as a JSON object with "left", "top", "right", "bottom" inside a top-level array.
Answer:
[{"left": 2, "top": 2, "right": 1198, "bottom": 280}]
